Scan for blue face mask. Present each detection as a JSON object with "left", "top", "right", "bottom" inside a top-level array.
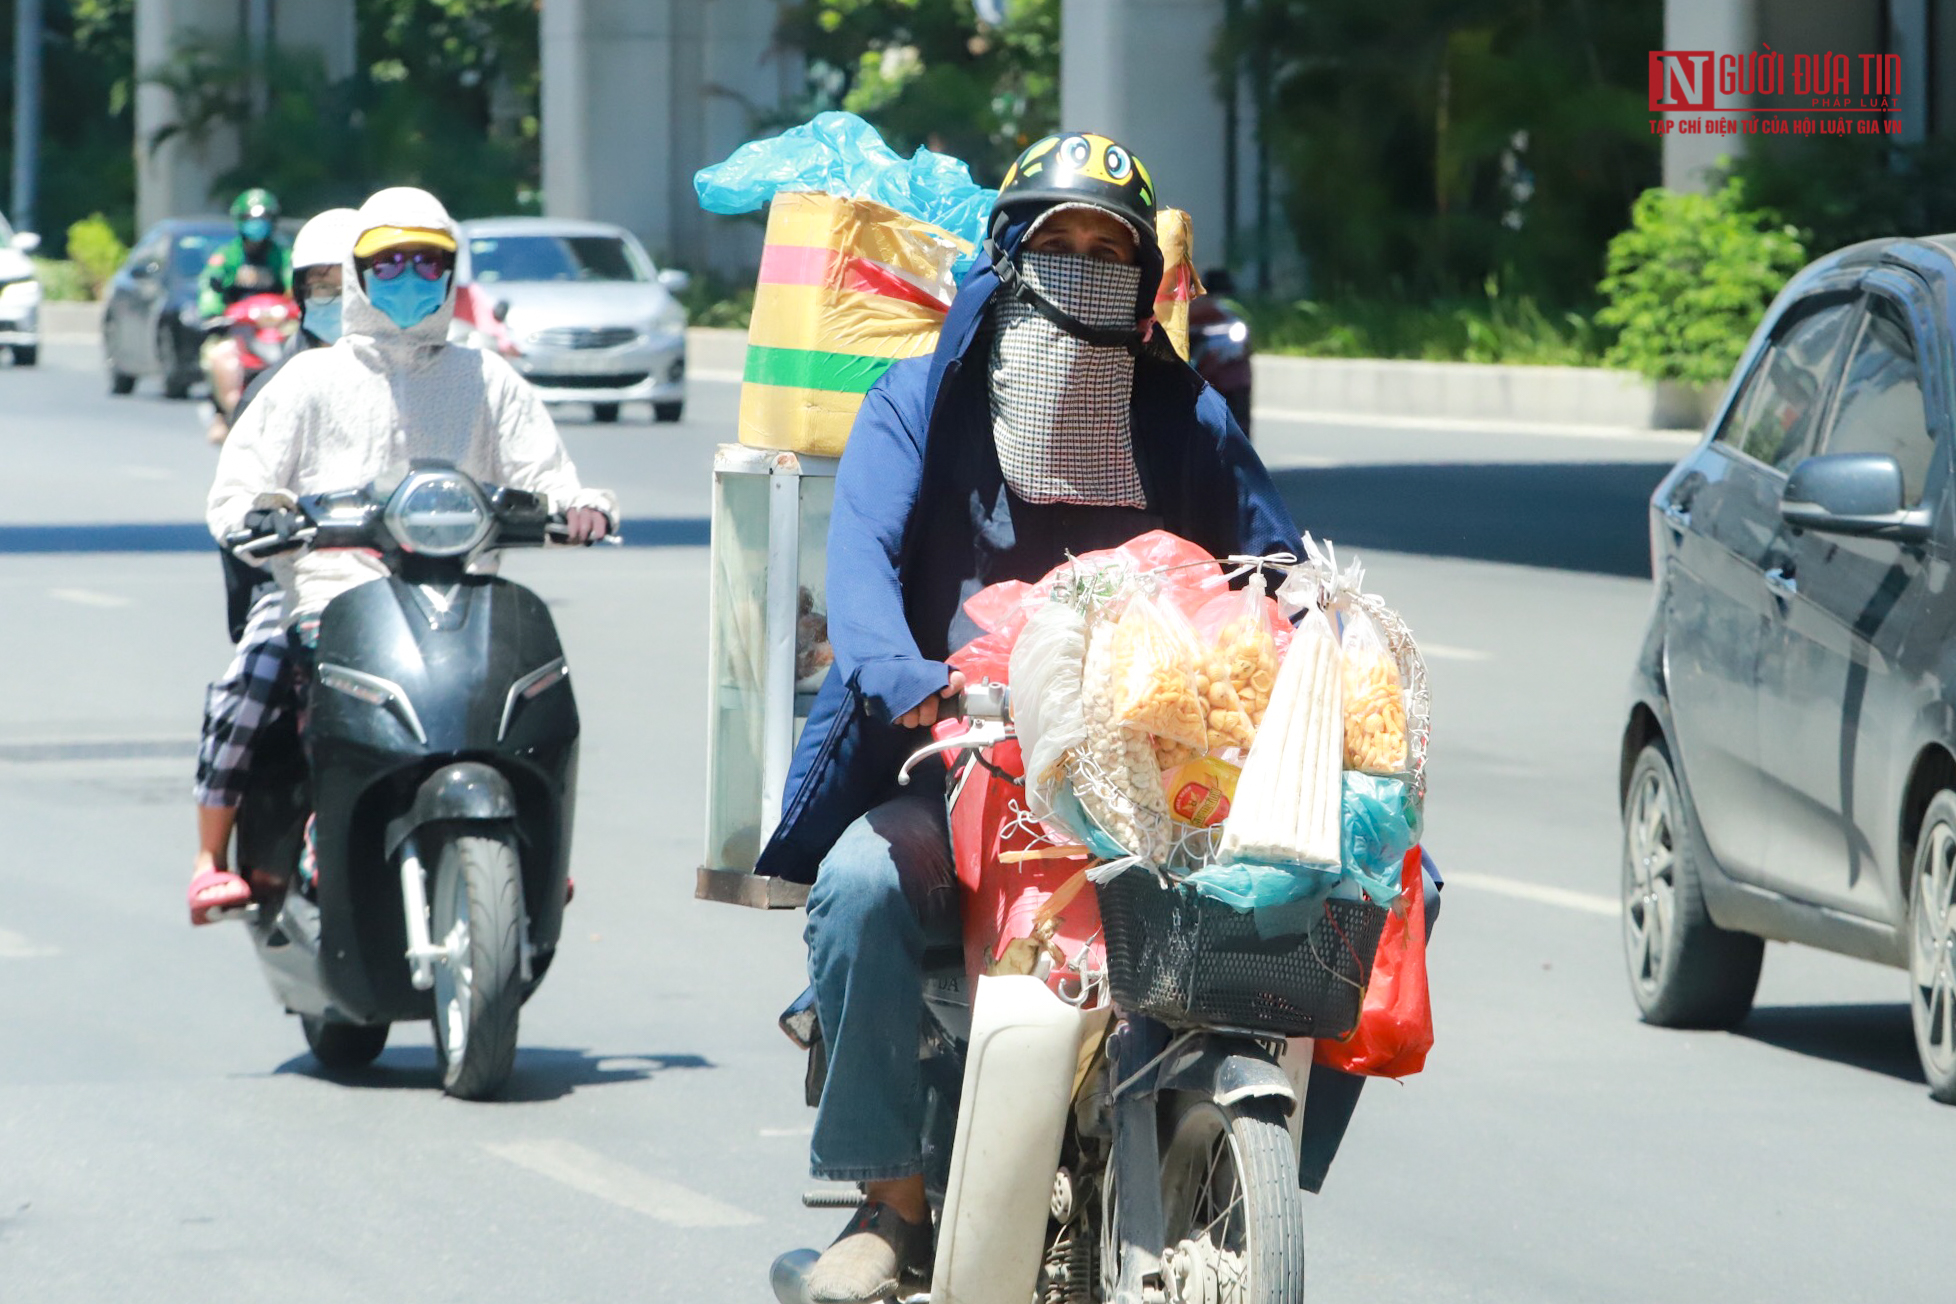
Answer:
[
  {"left": 303, "top": 294, "right": 343, "bottom": 343},
  {"left": 366, "top": 272, "right": 451, "bottom": 330},
  {"left": 241, "top": 217, "right": 272, "bottom": 243}
]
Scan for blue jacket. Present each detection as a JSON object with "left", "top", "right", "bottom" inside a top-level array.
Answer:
[{"left": 753, "top": 246, "right": 1304, "bottom": 885}]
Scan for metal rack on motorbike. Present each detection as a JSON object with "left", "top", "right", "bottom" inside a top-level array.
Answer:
[
  {"left": 696, "top": 443, "right": 838, "bottom": 910},
  {"left": 698, "top": 494, "right": 1431, "bottom": 1304}
]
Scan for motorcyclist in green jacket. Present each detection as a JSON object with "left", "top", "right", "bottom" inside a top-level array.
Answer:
[
  {"left": 199, "top": 189, "right": 293, "bottom": 440},
  {"left": 197, "top": 188, "right": 292, "bottom": 317}
]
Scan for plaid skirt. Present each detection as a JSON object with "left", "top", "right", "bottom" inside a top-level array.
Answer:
[{"left": 193, "top": 591, "right": 295, "bottom": 808}]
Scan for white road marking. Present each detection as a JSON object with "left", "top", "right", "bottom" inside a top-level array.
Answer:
[
  {"left": 1445, "top": 870, "right": 1618, "bottom": 917},
  {"left": 1252, "top": 405, "right": 1701, "bottom": 443},
  {"left": 1421, "top": 643, "right": 1490, "bottom": 662},
  {"left": 0, "top": 928, "right": 60, "bottom": 958},
  {"left": 48, "top": 588, "right": 132, "bottom": 609},
  {"left": 482, "top": 1139, "right": 760, "bottom": 1228},
  {"left": 759, "top": 1125, "right": 814, "bottom": 1138}
]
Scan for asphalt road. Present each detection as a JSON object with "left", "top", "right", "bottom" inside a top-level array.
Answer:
[{"left": 1, "top": 341, "right": 1950, "bottom": 1302}]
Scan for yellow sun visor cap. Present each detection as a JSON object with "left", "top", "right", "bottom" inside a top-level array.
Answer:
[{"left": 352, "top": 225, "right": 458, "bottom": 258}]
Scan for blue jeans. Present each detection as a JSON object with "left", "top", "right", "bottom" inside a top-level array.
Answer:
[{"left": 803, "top": 792, "right": 960, "bottom": 1182}]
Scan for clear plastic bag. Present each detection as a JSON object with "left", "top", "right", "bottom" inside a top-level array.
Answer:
[
  {"left": 1109, "top": 594, "right": 1209, "bottom": 755},
  {"left": 1192, "top": 573, "right": 1282, "bottom": 753},
  {"left": 1008, "top": 599, "right": 1090, "bottom": 839},
  {"left": 1076, "top": 616, "right": 1176, "bottom": 866},
  {"left": 1341, "top": 607, "right": 1409, "bottom": 774},
  {"left": 1215, "top": 607, "right": 1343, "bottom": 868}
]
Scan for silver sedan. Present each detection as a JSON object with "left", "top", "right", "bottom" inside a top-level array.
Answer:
[{"left": 452, "top": 217, "right": 688, "bottom": 423}]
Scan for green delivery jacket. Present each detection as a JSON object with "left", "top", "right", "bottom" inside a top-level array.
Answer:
[{"left": 196, "top": 237, "right": 292, "bottom": 318}]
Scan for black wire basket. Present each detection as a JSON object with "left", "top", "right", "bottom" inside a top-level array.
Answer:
[{"left": 1096, "top": 869, "right": 1390, "bottom": 1039}]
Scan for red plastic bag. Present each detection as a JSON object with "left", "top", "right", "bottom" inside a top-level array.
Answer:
[
  {"left": 948, "top": 530, "right": 1229, "bottom": 681},
  {"left": 1315, "top": 848, "right": 1432, "bottom": 1078},
  {"left": 947, "top": 738, "right": 1104, "bottom": 992}
]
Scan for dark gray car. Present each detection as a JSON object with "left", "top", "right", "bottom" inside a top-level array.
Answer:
[{"left": 1623, "top": 234, "right": 1956, "bottom": 1101}]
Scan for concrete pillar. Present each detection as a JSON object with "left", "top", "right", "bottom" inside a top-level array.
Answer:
[
  {"left": 1060, "top": 0, "right": 1237, "bottom": 279},
  {"left": 1661, "top": 0, "right": 1755, "bottom": 193},
  {"left": 135, "top": 0, "right": 237, "bottom": 230},
  {"left": 134, "top": 0, "right": 355, "bottom": 231},
  {"left": 543, "top": 0, "right": 794, "bottom": 275}
]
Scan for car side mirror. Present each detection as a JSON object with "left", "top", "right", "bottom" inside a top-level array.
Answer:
[
  {"left": 658, "top": 267, "right": 692, "bottom": 297},
  {"left": 11, "top": 231, "right": 40, "bottom": 253},
  {"left": 492, "top": 299, "right": 510, "bottom": 323},
  {"left": 1781, "top": 453, "right": 1932, "bottom": 543}
]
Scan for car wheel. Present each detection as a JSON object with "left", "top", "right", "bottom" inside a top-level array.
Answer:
[
  {"left": 654, "top": 401, "right": 684, "bottom": 424},
  {"left": 109, "top": 367, "right": 136, "bottom": 394},
  {"left": 160, "top": 326, "right": 194, "bottom": 399},
  {"left": 591, "top": 402, "right": 621, "bottom": 424},
  {"left": 1907, "top": 791, "right": 1956, "bottom": 1103},
  {"left": 11, "top": 345, "right": 36, "bottom": 367},
  {"left": 1622, "top": 738, "right": 1764, "bottom": 1028}
]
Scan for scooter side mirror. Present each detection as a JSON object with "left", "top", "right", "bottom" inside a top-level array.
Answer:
[{"left": 492, "top": 299, "right": 510, "bottom": 323}]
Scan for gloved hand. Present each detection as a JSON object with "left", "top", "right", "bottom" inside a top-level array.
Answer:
[{"left": 242, "top": 506, "right": 302, "bottom": 542}]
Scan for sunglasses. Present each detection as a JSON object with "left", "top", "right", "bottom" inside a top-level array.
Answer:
[{"left": 364, "top": 249, "right": 452, "bottom": 282}]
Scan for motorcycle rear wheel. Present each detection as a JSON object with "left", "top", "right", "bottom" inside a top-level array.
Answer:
[
  {"left": 429, "top": 830, "right": 524, "bottom": 1100},
  {"left": 1155, "top": 1098, "right": 1305, "bottom": 1304}
]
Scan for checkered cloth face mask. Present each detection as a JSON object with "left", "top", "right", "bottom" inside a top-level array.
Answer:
[{"left": 989, "top": 251, "right": 1147, "bottom": 509}]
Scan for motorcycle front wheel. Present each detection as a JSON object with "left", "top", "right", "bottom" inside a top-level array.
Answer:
[
  {"left": 429, "top": 830, "right": 524, "bottom": 1100},
  {"left": 1154, "top": 1098, "right": 1305, "bottom": 1304}
]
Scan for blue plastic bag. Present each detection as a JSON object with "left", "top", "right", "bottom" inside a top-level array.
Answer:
[
  {"left": 1184, "top": 862, "right": 1342, "bottom": 939},
  {"left": 1342, "top": 773, "right": 1422, "bottom": 902},
  {"left": 695, "top": 111, "right": 997, "bottom": 259}
]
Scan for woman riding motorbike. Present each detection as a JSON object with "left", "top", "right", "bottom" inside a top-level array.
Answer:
[
  {"left": 187, "top": 185, "right": 616, "bottom": 924},
  {"left": 766, "top": 132, "right": 1306, "bottom": 1303}
]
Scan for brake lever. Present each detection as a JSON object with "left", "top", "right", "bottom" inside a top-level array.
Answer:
[
  {"left": 896, "top": 720, "right": 1012, "bottom": 786},
  {"left": 542, "top": 523, "right": 624, "bottom": 547},
  {"left": 231, "top": 526, "right": 316, "bottom": 562}
]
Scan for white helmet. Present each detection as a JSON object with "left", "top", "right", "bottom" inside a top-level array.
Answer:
[{"left": 291, "top": 207, "right": 359, "bottom": 272}]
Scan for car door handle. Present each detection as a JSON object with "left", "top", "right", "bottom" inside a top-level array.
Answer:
[{"left": 1765, "top": 566, "right": 1798, "bottom": 600}]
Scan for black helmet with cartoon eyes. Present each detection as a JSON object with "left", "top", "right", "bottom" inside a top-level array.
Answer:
[
  {"left": 991, "top": 132, "right": 1158, "bottom": 242},
  {"left": 985, "top": 132, "right": 1162, "bottom": 353}
]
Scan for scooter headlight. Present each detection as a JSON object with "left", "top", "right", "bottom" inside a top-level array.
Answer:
[{"left": 384, "top": 470, "right": 491, "bottom": 558}]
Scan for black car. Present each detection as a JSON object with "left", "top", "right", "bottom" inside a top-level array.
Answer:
[
  {"left": 103, "top": 218, "right": 232, "bottom": 398},
  {"left": 1623, "top": 234, "right": 1956, "bottom": 1101}
]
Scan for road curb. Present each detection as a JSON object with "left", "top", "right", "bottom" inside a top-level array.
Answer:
[{"left": 39, "top": 300, "right": 103, "bottom": 342}]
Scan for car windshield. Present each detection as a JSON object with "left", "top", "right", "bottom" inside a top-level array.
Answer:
[
  {"left": 172, "top": 233, "right": 220, "bottom": 280},
  {"left": 467, "top": 234, "right": 651, "bottom": 285}
]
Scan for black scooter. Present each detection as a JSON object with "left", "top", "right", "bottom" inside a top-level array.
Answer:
[{"left": 225, "top": 463, "right": 605, "bottom": 1099}]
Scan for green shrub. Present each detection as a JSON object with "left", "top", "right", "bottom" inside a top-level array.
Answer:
[
  {"left": 65, "top": 214, "right": 128, "bottom": 299},
  {"left": 1596, "top": 181, "right": 1806, "bottom": 386},
  {"left": 31, "top": 258, "right": 93, "bottom": 303},
  {"left": 1242, "top": 281, "right": 1602, "bottom": 365},
  {"left": 673, "top": 270, "right": 754, "bottom": 331}
]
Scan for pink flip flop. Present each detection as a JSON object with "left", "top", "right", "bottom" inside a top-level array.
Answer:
[{"left": 188, "top": 869, "right": 252, "bottom": 926}]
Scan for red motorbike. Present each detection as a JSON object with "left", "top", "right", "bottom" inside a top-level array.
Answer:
[
  {"left": 774, "top": 681, "right": 1386, "bottom": 1304},
  {"left": 205, "top": 290, "right": 303, "bottom": 437}
]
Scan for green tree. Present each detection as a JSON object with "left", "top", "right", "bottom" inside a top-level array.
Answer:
[
  {"left": 1597, "top": 181, "right": 1806, "bottom": 386},
  {"left": 779, "top": 0, "right": 1059, "bottom": 184},
  {"left": 0, "top": 0, "right": 138, "bottom": 248},
  {"left": 1217, "top": 0, "right": 1658, "bottom": 304}
]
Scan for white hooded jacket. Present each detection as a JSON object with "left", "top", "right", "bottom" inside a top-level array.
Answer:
[{"left": 208, "top": 187, "right": 617, "bottom": 619}]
